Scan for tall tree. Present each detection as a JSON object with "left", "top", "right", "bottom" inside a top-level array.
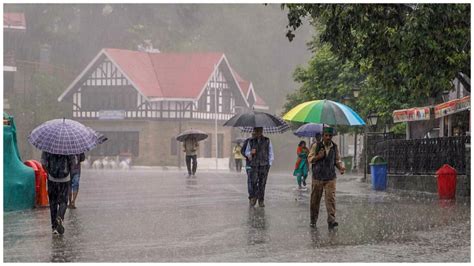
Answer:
[{"left": 282, "top": 4, "right": 470, "bottom": 118}]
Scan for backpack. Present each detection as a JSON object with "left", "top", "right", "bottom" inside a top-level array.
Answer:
[{"left": 45, "top": 153, "right": 70, "bottom": 179}]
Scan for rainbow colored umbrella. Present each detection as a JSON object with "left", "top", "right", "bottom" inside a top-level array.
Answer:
[{"left": 283, "top": 99, "right": 365, "bottom": 126}]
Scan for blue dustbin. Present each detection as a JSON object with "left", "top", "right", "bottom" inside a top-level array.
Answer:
[{"left": 370, "top": 156, "right": 388, "bottom": 191}]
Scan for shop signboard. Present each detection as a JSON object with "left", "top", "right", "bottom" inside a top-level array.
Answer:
[
  {"left": 393, "top": 107, "right": 431, "bottom": 123},
  {"left": 98, "top": 110, "right": 126, "bottom": 120},
  {"left": 435, "top": 96, "right": 470, "bottom": 118}
]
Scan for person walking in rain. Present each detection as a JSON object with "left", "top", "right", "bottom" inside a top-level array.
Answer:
[
  {"left": 308, "top": 127, "right": 345, "bottom": 230},
  {"left": 233, "top": 142, "right": 244, "bottom": 172},
  {"left": 68, "top": 153, "right": 85, "bottom": 209},
  {"left": 183, "top": 136, "right": 199, "bottom": 177},
  {"left": 41, "top": 152, "right": 72, "bottom": 235},
  {"left": 310, "top": 132, "right": 322, "bottom": 151},
  {"left": 293, "top": 140, "right": 309, "bottom": 190},
  {"left": 245, "top": 127, "right": 274, "bottom": 207},
  {"left": 241, "top": 132, "right": 256, "bottom": 201}
]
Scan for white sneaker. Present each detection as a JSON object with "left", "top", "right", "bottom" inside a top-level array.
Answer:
[{"left": 52, "top": 229, "right": 59, "bottom": 235}]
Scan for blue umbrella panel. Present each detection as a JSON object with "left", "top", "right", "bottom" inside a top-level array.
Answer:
[{"left": 293, "top": 123, "right": 324, "bottom": 137}]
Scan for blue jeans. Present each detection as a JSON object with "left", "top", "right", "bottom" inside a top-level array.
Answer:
[{"left": 70, "top": 173, "right": 81, "bottom": 192}]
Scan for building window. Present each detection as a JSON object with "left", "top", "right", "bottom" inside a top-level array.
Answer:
[
  {"left": 202, "top": 134, "right": 212, "bottom": 158},
  {"left": 170, "top": 137, "right": 178, "bottom": 156},
  {"left": 217, "top": 133, "right": 224, "bottom": 158},
  {"left": 4, "top": 71, "right": 14, "bottom": 96},
  {"left": 90, "top": 131, "right": 139, "bottom": 157},
  {"left": 81, "top": 85, "right": 137, "bottom": 111},
  {"left": 222, "top": 90, "right": 232, "bottom": 113}
]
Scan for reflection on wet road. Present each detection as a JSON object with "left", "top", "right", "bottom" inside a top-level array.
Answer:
[{"left": 3, "top": 169, "right": 470, "bottom": 262}]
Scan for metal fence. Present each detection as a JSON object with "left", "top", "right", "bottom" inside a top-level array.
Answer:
[
  {"left": 373, "top": 136, "right": 470, "bottom": 175},
  {"left": 364, "top": 133, "right": 405, "bottom": 174}
]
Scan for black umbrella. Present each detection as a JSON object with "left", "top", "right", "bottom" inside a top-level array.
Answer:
[
  {"left": 238, "top": 116, "right": 290, "bottom": 134},
  {"left": 176, "top": 129, "right": 208, "bottom": 142},
  {"left": 223, "top": 111, "right": 288, "bottom": 129}
]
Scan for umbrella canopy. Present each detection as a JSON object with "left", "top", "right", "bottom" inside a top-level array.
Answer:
[
  {"left": 28, "top": 119, "right": 102, "bottom": 155},
  {"left": 87, "top": 128, "right": 108, "bottom": 144},
  {"left": 294, "top": 123, "right": 324, "bottom": 137},
  {"left": 176, "top": 129, "right": 208, "bottom": 142},
  {"left": 223, "top": 110, "right": 289, "bottom": 130},
  {"left": 283, "top": 99, "right": 366, "bottom": 126},
  {"left": 238, "top": 115, "right": 290, "bottom": 134}
]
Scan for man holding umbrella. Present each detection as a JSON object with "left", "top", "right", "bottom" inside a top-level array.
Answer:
[
  {"left": 223, "top": 110, "right": 288, "bottom": 207},
  {"left": 283, "top": 99, "right": 365, "bottom": 229},
  {"left": 308, "top": 126, "right": 345, "bottom": 230},
  {"left": 245, "top": 127, "right": 274, "bottom": 207},
  {"left": 183, "top": 136, "right": 199, "bottom": 177},
  {"left": 176, "top": 129, "right": 208, "bottom": 177},
  {"left": 29, "top": 118, "right": 105, "bottom": 235}
]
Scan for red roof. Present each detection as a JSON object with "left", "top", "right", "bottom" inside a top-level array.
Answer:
[
  {"left": 230, "top": 67, "right": 267, "bottom": 108},
  {"left": 4, "top": 13, "right": 26, "bottom": 29},
  {"left": 105, "top": 48, "right": 223, "bottom": 99},
  {"left": 254, "top": 93, "right": 267, "bottom": 107},
  {"left": 231, "top": 68, "right": 251, "bottom": 96}
]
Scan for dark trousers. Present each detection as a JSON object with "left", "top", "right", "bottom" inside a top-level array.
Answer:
[
  {"left": 246, "top": 166, "right": 254, "bottom": 198},
  {"left": 249, "top": 165, "right": 270, "bottom": 200},
  {"left": 235, "top": 159, "right": 243, "bottom": 172},
  {"left": 48, "top": 180, "right": 70, "bottom": 229},
  {"left": 185, "top": 155, "right": 197, "bottom": 175}
]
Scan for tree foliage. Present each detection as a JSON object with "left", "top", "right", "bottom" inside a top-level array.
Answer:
[{"left": 281, "top": 4, "right": 470, "bottom": 126}]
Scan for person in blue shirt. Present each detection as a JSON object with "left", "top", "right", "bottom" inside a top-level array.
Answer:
[
  {"left": 69, "top": 153, "right": 85, "bottom": 209},
  {"left": 245, "top": 127, "right": 274, "bottom": 207}
]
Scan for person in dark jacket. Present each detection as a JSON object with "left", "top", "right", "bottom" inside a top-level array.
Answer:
[
  {"left": 41, "top": 152, "right": 71, "bottom": 235},
  {"left": 308, "top": 127, "right": 345, "bottom": 229},
  {"left": 69, "top": 153, "right": 85, "bottom": 209},
  {"left": 244, "top": 127, "right": 274, "bottom": 207}
]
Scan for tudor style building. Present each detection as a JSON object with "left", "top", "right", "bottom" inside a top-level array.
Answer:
[{"left": 58, "top": 48, "right": 268, "bottom": 167}]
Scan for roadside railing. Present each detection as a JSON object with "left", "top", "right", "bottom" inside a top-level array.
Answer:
[{"left": 374, "top": 136, "right": 470, "bottom": 175}]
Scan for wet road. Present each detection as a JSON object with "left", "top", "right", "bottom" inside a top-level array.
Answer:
[{"left": 3, "top": 169, "right": 470, "bottom": 262}]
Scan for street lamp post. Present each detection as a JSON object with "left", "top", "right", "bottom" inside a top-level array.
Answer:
[
  {"left": 351, "top": 88, "right": 360, "bottom": 172},
  {"left": 363, "top": 112, "right": 379, "bottom": 182}
]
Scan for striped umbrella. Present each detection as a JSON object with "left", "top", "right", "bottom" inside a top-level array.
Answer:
[
  {"left": 283, "top": 99, "right": 365, "bottom": 126},
  {"left": 238, "top": 116, "right": 290, "bottom": 134}
]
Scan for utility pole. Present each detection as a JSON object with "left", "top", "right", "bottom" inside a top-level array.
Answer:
[
  {"left": 178, "top": 102, "right": 182, "bottom": 170},
  {"left": 214, "top": 64, "right": 218, "bottom": 170},
  {"left": 353, "top": 131, "right": 357, "bottom": 171},
  {"left": 363, "top": 125, "right": 368, "bottom": 182}
]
